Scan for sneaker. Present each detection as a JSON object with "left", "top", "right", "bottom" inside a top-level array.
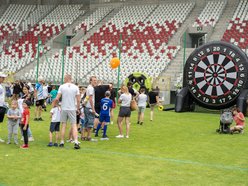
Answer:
[
  {"left": 14, "top": 142, "right": 19, "bottom": 145},
  {"left": 6, "top": 141, "right": 11, "bottom": 144},
  {"left": 29, "top": 137, "right": 34, "bottom": 141},
  {"left": 95, "top": 134, "right": 99, "bottom": 137},
  {"left": 33, "top": 118, "right": 38, "bottom": 121},
  {"left": 20, "top": 144, "right": 29, "bottom": 149},
  {"left": 0, "top": 138, "right": 5, "bottom": 143},
  {"left": 59, "top": 143, "right": 64, "bottom": 147},
  {"left": 81, "top": 137, "right": 86, "bottom": 141},
  {"left": 54, "top": 143, "right": 58, "bottom": 147},
  {"left": 115, "top": 135, "right": 124, "bottom": 138},
  {"left": 125, "top": 135, "right": 129, "bottom": 138},
  {"left": 100, "top": 137, "right": 109, "bottom": 141},
  {"left": 47, "top": 142, "right": 53, "bottom": 147},
  {"left": 140, "top": 122, "right": 143, "bottom": 125},
  {"left": 137, "top": 121, "right": 140, "bottom": 124},
  {"left": 101, "top": 135, "right": 109, "bottom": 140},
  {"left": 74, "top": 143, "right": 80, "bottom": 149}
]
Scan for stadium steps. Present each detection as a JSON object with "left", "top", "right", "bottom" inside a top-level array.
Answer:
[
  {"left": 65, "top": 8, "right": 97, "bottom": 33},
  {"left": 209, "top": 0, "right": 240, "bottom": 42},
  {"left": 154, "top": 48, "right": 194, "bottom": 90},
  {"left": 168, "top": 2, "right": 203, "bottom": 46},
  {"left": 73, "top": 4, "right": 123, "bottom": 46},
  {"left": 23, "top": 4, "right": 58, "bottom": 30}
]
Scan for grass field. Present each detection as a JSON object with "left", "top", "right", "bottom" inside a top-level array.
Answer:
[{"left": 0, "top": 105, "right": 248, "bottom": 186}]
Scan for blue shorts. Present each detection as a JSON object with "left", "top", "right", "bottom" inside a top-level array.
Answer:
[
  {"left": 50, "top": 122, "right": 60, "bottom": 132},
  {"left": 99, "top": 114, "right": 110, "bottom": 123}
]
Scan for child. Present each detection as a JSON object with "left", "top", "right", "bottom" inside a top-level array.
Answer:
[
  {"left": 47, "top": 102, "right": 61, "bottom": 147},
  {"left": 230, "top": 107, "right": 245, "bottom": 134},
  {"left": 17, "top": 94, "right": 34, "bottom": 141},
  {"left": 137, "top": 88, "right": 147, "bottom": 125},
  {"left": 95, "top": 91, "right": 113, "bottom": 139},
  {"left": 6, "top": 100, "right": 21, "bottom": 145},
  {"left": 20, "top": 101, "right": 30, "bottom": 149}
]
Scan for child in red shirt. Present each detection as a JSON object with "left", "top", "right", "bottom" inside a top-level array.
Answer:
[
  {"left": 230, "top": 107, "right": 245, "bottom": 134},
  {"left": 20, "top": 101, "right": 30, "bottom": 149}
]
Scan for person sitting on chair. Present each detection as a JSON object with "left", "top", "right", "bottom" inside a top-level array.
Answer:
[{"left": 230, "top": 107, "right": 245, "bottom": 134}]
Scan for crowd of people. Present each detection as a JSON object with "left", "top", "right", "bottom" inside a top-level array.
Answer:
[{"left": 0, "top": 72, "right": 162, "bottom": 150}]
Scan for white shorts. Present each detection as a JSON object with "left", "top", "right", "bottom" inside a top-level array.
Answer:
[{"left": 60, "top": 110, "right": 77, "bottom": 125}]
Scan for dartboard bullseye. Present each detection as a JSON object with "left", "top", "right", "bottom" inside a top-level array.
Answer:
[{"left": 184, "top": 41, "right": 248, "bottom": 109}]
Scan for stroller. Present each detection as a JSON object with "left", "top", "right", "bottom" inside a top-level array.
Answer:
[{"left": 216, "top": 109, "right": 233, "bottom": 134}]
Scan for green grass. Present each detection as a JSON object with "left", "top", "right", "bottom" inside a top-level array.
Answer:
[{"left": 0, "top": 105, "right": 248, "bottom": 186}]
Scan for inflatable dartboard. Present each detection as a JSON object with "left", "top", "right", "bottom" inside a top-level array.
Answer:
[
  {"left": 125, "top": 72, "right": 152, "bottom": 92},
  {"left": 184, "top": 41, "right": 248, "bottom": 109}
]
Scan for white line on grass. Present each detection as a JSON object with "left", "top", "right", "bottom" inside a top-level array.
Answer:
[{"left": 82, "top": 148, "right": 248, "bottom": 172}]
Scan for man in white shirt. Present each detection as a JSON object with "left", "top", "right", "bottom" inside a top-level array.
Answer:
[
  {"left": 0, "top": 72, "right": 7, "bottom": 142},
  {"left": 84, "top": 76, "right": 97, "bottom": 141},
  {"left": 53, "top": 74, "right": 80, "bottom": 149}
]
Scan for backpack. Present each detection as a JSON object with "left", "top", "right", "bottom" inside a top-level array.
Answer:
[{"left": 220, "top": 109, "right": 233, "bottom": 124}]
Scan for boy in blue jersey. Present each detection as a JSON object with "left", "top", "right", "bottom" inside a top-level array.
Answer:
[{"left": 95, "top": 91, "right": 113, "bottom": 139}]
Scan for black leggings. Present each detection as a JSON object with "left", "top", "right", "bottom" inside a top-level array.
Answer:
[
  {"left": 20, "top": 124, "right": 29, "bottom": 145},
  {"left": 0, "top": 106, "right": 6, "bottom": 122}
]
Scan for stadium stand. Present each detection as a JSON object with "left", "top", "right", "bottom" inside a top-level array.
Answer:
[
  {"left": 4, "top": 0, "right": 247, "bottom": 89},
  {"left": 192, "top": 0, "right": 226, "bottom": 27},
  {"left": 23, "top": 2, "right": 193, "bottom": 84},
  {"left": 0, "top": 4, "right": 84, "bottom": 73},
  {"left": 21, "top": 5, "right": 56, "bottom": 31},
  {"left": 0, "top": 4, "right": 35, "bottom": 42},
  {"left": 74, "top": 6, "right": 113, "bottom": 33},
  {"left": 222, "top": 0, "right": 248, "bottom": 49}
]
